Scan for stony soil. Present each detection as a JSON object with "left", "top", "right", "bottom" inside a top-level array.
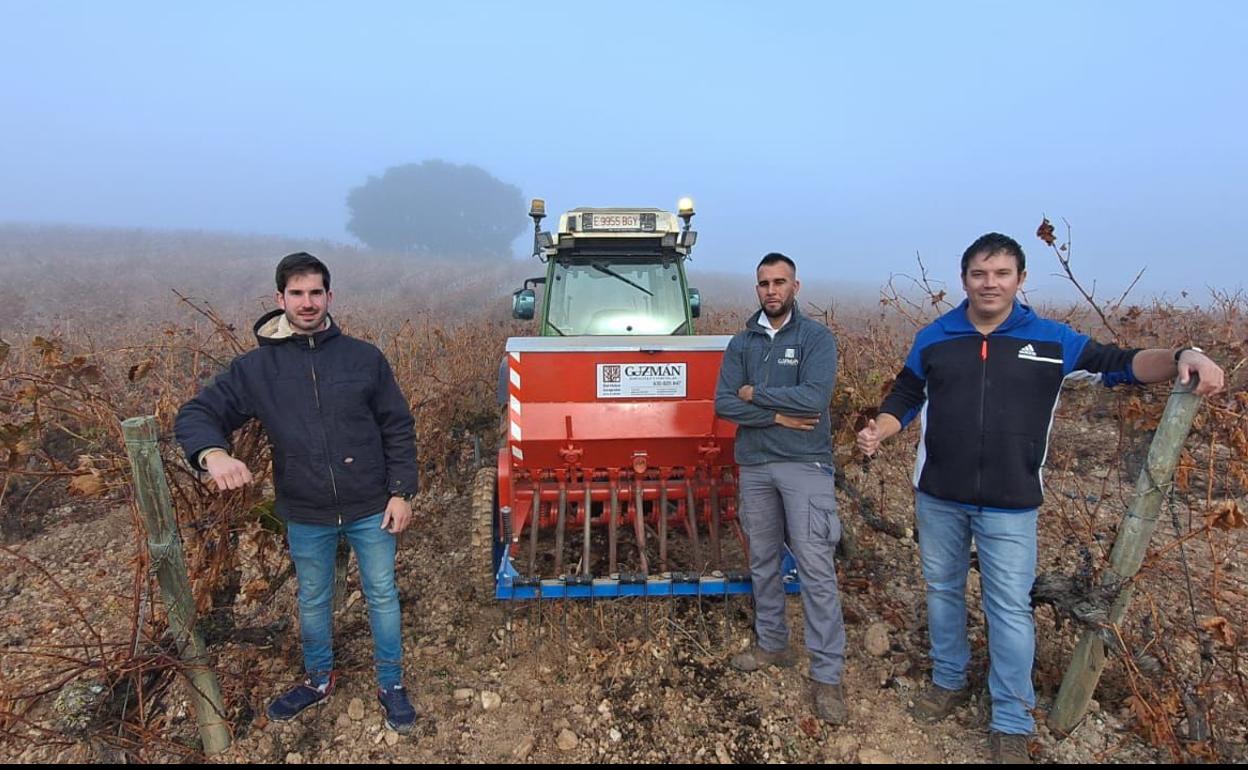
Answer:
[{"left": 7, "top": 450, "right": 1225, "bottom": 765}]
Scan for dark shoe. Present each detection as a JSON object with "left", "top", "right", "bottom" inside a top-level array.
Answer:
[
  {"left": 910, "top": 684, "right": 970, "bottom": 723},
  {"left": 729, "top": 643, "right": 798, "bottom": 672},
  {"left": 377, "top": 684, "right": 417, "bottom": 734},
  {"left": 811, "top": 680, "right": 848, "bottom": 725},
  {"left": 267, "top": 673, "right": 335, "bottom": 721},
  {"left": 990, "top": 731, "right": 1032, "bottom": 764}
]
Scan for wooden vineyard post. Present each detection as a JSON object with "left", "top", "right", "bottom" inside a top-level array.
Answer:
[
  {"left": 1048, "top": 377, "right": 1203, "bottom": 734},
  {"left": 121, "top": 416, "right": 231, "bottom": 755}
]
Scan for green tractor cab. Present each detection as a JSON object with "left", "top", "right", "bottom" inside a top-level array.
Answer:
[{"left": 511, "top": 198, "right": 702, "bottom": 335}]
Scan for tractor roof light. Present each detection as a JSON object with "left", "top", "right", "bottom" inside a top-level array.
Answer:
[
  {"left": 530, "top": 198, "right": 549, "bottom": 259},
  {"left": 677, "top": 197, "right": 695, "bottom": 231}
]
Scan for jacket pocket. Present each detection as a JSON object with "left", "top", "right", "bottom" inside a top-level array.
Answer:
[
  {"left": 333, "top": 440, "right": 387, "bottom": 505},
  {"left": 274, "top": 452, "right": 333, "bottom": 510}
]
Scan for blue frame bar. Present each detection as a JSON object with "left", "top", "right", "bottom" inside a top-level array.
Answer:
[{"left": 492, "top": 549, "right": 802, "bottom": 600}]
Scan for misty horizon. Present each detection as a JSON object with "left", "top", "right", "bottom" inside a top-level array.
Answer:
[{"left": 2, "top": 2, "right": 1245, "bottom": 302}]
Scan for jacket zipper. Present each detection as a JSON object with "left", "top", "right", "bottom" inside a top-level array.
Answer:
[
  {"left": 975, "top": 335, "right": 988, "bottom": 504},
  {"left": 762, "top": 338, "right": 775, "bottom": 387},
  {"left": 758, "top": 316, "right": 788, "bottom": 387},
  {"left": 307, "top": 335, "right": 342, "bottom": 524}
]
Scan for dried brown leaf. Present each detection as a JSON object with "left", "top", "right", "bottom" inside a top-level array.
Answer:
[
  {"left": 31, "top": 335, "right": 59, "bottom": 353},
  {"left": 1205, "top": 500, "right": 1245, "bottom": 531},
  {"left": 1200, "top": 616, "right": 1237, "bottom": 648},
  {"left": 798, "top": 716, "right": 821, "bottom": 738},
  {"left": 69, "top": 473, "right": 107, "bottom": 498},
  {"left": 1036, "top": 217, "right": 1057, "bottom": 247},
  {"left": 75, "top": 364, "right": 102, "bottom": 384},
  {"left": 128, "top": 359, "right": 155, "bottom": 382}
]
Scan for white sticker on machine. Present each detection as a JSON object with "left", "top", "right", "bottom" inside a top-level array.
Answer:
[{"left": 596, "top": 362, "right": 688, "bottom": 398}]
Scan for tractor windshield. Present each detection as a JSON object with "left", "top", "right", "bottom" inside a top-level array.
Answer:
[{"left": 546, "top": 259, "right": 688, "bottom": 335}]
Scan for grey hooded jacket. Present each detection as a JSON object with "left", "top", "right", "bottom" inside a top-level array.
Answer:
[{"left": 714, "top": 306, "right": 838, "bottom": 466}]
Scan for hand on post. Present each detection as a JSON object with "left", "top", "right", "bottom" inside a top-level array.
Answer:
[{"left": 1177, "top": 350, "right": 1225, "bottom": 396}]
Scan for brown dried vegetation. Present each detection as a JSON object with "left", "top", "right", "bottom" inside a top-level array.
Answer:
[{"left": 0, "top": 224, "right": 1244, "bottom": 761}]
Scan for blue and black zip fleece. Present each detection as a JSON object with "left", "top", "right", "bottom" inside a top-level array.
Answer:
[
  {"left": 714, "top": 306, "right": 838, "bottom": 466},
  {"left": 880, "top": 300, "right": 1140, "bottom": 511}
]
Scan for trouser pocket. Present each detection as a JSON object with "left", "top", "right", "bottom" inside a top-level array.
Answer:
[{"left": 809, "top": 494, "right": 841, "bottom": 544}]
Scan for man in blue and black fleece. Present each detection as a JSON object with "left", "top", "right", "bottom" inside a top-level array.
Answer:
[
  {"left": 715, "top": 252, "right": 847, "bottom": 725},
  {"left": 857, "top": 232, "right": 1224, "bottom": 763}
]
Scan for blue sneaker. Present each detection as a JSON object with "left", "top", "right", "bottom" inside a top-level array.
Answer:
[
  {"left": 377, "top": 684, "right": 417, "bottom": 734},
  {"left": 267, "top": 674, "right": 335, "bottom": 722}
]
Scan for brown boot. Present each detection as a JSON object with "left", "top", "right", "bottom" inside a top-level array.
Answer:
[
  {"left": 910, "top": 684, "right": 970, "bottom": 723},
  {"left": 811, "top": 681, "right": 848, "bottom": 725},
  {"left": 989, "top": 732, "right": 1032, "bottom": 764},
  {"left": 729, "top": 643, "right": 798, "bottom": 672}
]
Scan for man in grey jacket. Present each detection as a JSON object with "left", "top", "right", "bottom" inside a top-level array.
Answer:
[{"left": 714, "top": 252, "right": 847, "bottom": 724}]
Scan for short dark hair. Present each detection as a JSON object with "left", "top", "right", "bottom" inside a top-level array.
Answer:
[
  {"left": 275, "top": 252, "right": 331, "bottom": 292},
  {"left": 757, "top": 252, "right": 797, "bottom": 273},
  {"left": 961, "top": 233, "right": 1025, "bottom": 276}
]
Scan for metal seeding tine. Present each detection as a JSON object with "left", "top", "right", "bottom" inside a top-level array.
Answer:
[
  {"left": 658, "top": 476, "right": 669, "bottom": 574},
  {"left": 554, "top": 483, "right": 567, "bottom": 576},
  {"left": 586, "top": 475, "right": 598, "bottom": 645},
  {"left": 709, "top": 466, "right": 722, "bottom": 570},
  {"left": 718, "top": 471, "right": 731, "bottom": 644},
  {"left": 632, "top": 473, "right": 649, "bottom": 575},
  {"left": 685, "top": 469, "right": 702, "bottom": 572},
  {"left": 561, "top": 578, "right": 568, "bottom": 643},
  {"left": 534, "top": 584, "right": 544, "bottom": 644},
  {"left": 528, "top": 478, "right": 541, "bottom": 576},
  {"left": 608, "top": 476, "right": 619, "bottom": 576},
  {"left": 506, "top": 600, "right": 516, "bottom": 658},
  {"left": 731, "top": 518, "right": 748, "bottom": 555},
  {"left": 582, "top": 476, "right": 593, "bottom": 576}
]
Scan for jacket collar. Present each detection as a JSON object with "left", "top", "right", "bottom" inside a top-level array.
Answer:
[
  {"left": 936, "top": 299, "right": 1033, "bottom": 335},
  {"left": 253, "top": 309, "right": 341, "bottom": 348},
  {"left": 745, "top": 303, "right": 803, "bottom": 336}
]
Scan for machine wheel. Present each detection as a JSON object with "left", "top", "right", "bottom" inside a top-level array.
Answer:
[{"left": 470, "top": 466, "right": 499, "bottom": 602}]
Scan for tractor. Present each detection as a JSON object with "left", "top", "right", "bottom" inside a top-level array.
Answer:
[{"left": 472, "top": 198, "right": 800, "bottom": 600}]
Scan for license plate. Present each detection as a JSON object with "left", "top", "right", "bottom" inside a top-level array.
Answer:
[{"left": 585, "top": 212, "right": 640, "bottom": 230}]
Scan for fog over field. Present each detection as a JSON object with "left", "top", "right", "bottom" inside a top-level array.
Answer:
[{"left": 2, "top": 2, "right": 1245, "bottom": 301}]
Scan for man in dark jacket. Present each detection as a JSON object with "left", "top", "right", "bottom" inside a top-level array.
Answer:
[
  {"left": 175, "top": 252, "right": 419, "bottom": 733},
  {"left": 857, "top": 232, "right": 1224, "bottom": 763},
  {"left": 714, "top": 252, "right": 847, "bottom": 725}
]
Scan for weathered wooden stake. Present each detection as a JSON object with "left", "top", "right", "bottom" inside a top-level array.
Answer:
[
  {"left": 122, "top": 416, "right": 231, "bottom": 755},
  {"left": 1048, "top": 378, "right": 1203, "bottom": 733}
]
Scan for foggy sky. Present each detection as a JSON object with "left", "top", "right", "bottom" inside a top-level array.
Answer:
[{"left": 2, "top": 1, "right": 1245, "bottom": 300}]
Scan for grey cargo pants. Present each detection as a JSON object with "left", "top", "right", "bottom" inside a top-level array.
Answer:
[{"left": 738, "top": 461, "right": 846, "bottom": 684}]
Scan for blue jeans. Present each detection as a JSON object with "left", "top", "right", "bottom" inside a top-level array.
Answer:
[
  {"left": 286, "top": 513, "right": 403, "bottom": 689},
  {"left": 914, "top": 492, "right": 1037, "bottom": 735}
]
